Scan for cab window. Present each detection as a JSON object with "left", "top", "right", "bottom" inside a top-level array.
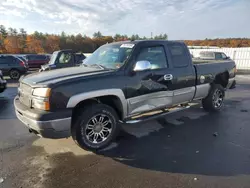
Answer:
[
  {"left": 136, "top": 46, "right": 167, "bottom": 69},
  {"left": 59, "top": 53, "right": 73, "bottom": 64}
]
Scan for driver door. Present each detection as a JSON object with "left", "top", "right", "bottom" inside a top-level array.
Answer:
[{"left": 126, "top": 45, "right": 174, "bottom": 115}]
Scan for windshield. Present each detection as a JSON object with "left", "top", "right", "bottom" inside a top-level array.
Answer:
[
  {"left": 49, "top": 51, "right": 59, "bottom": 65},
  {"left": 82, "top": 43, "right": 135, "bottom": 69}
]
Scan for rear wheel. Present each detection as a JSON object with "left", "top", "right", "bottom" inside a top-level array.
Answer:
[
  {"left": 202, "top": 84, "right": 225, "bottom": 112},
  {"left": 71, "top": 104, "right": 120, "bottom": 151},
  {"left": 9, "top": 69, "right": 20, "bottom": 80}
]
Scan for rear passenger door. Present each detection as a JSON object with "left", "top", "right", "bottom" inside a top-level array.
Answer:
[{"left": 165, "top": 43, "right": 196, "bottom": 105}]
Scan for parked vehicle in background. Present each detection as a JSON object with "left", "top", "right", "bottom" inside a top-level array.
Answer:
[
  {"left": 0, "top": 70, "right": 7, "bottom": 93},
  {"left": 15, "top": 40, "right": 236, "bottom": 151},
  {"left": 16, "top": 55, "right": 29, "bottom": 68},
  {"left": 197, "top": 51, "right": 230, "bottom": 60},
  {"left": 24, "top": 54, "right": 50, "bottom": 69},
  {"left": 39, "top": 50, "right": 86, "bottom": 72},
  {"left": 0, "top": 55, "right": 28, "bottom": 80}
]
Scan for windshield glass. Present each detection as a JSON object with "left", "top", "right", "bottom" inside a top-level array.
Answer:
[
  {"left": 82, "top": 43, "right": 135, "bottom": 69},
  {"left": 49, "top": 51, "right": 59, "bottom": 65}
]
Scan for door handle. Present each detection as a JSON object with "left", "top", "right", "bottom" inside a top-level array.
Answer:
[{"left": 164, "top": 74, "right": 173, "bottom": 81}]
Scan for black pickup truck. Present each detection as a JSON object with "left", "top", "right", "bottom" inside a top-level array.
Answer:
[
  {"left": 39, "top": 49, "right": 86, "bottom": 72},
  {"left": 14, "top": 40, "right": 236, "bottom": 151}
]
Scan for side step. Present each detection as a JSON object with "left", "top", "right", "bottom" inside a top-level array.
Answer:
[{"left": 123, "top": 105, "right": 191, "bottom": 124}]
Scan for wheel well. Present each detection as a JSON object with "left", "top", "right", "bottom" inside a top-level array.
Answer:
[
  {"left": 9, "top": 68, "right": 20, "bottom": 73},
  {"left": 71, "top": 95, "right": 124, "bottom": 127},
  {"left": 214, "top": 72, "right": 229, "bottom": 88}
]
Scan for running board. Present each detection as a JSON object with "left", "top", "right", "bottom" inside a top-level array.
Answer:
[{"left": 123, "top": 105, "right": 191, "bottom": 124}]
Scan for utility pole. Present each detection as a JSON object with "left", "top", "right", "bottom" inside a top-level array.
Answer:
[{"left": 151, "top": 32, "right": 153, "bottom": 39}]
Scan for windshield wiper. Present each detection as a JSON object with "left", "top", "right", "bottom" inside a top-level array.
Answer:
[
  {"left": 82, "top": 63, "right": 109, "bottom": 70},
  {"left": 90, "top": 64, "right": 107, "bottom": 70}
]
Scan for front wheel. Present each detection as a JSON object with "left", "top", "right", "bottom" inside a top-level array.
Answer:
[
  {"left": 202, "top": 84, "right": 225, "bottom": 112},
  {"left": 71, "top": 104, "right": 120, "bottom": 151}
]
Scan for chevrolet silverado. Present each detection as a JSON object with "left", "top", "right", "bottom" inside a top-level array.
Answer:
[{"left": 14, "top": 40, "right": 236, "bottom": 151}]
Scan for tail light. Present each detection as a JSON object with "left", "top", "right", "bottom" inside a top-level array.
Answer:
[{"left": 19, "top": 61, "right": 25, "bottom": 67}]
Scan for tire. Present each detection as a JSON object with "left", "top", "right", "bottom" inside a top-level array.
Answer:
[
  {"left": 9, "top": 69, "right": 21, "bottom": 80},
  {"left": 202, "top": 84, "right": 225, "bottom": 112},
  {"left": 71, "top": 103, "right": 120, "bottom": 151}
]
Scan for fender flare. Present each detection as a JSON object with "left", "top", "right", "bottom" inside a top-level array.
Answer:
[{"left": 66, "top": 89, "right": 128, "bottom": 119}]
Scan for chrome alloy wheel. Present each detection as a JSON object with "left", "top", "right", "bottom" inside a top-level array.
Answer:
[
  {"left": 212, "top": 89, "right": 224, "bottom": 108},
  {"left": 84, "top": 114, "right": 113, "bottom": 144}
]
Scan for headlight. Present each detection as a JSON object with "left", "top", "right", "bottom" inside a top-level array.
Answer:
[
  {"left": 32, "top": 97, "right": 50, "bottom": 111},
  {"left": 33, "top": 88, "right": 51, "bottom": 97},
  {"left": 32, "top": 88, "right": 51, "bottom": 110}
]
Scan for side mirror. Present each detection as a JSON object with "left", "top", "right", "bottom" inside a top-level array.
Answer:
[{"left": 133, "top": 60, "right": 152, "bottom": 71}]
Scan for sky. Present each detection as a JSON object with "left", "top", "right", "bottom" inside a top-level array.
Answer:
[{"left": 0, "top": 0, "right": 250, "bottom": 40}]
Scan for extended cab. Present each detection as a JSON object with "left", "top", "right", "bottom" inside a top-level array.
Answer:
[
  {"left": 39, "top": 50, "right": 86, "bottom": 72},
  {"left": 14, "top": 40, "right": 236, "bottom": 151}
]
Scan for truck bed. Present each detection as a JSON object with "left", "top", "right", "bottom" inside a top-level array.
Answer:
[
  {"left": 194, "top": 60, "right": 236, "bottom": 85},
  {"left": 192, "top": 59, "right": 232, "bottom": 64}
]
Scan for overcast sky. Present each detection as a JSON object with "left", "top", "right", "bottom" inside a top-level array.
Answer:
[{"left": 0, "top": 0, "right": 250, "bottom": 39}]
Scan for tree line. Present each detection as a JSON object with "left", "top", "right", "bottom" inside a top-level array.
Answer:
[
  {"left": 0, "top": 25, "right": 249, "bottom": 54},
  {"left": 185, "top": 38, "right": 250, "bottom": 48},
  {"left": 0, "top": 25, "right": 168, "bottom": 54}
]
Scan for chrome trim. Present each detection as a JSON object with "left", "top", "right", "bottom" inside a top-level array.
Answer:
[
  {"left": 66, "top": 89, "right": 127, "bottom": 119},
  {"left": 173, "top": 87, "right": 196, "bottom": 104},
  {"left": 129, "top": 91, "right": 173, "bottom": 104},
  {"left": 133, "top": 61, "right": 152, "bottom": 71},
  {"left": 174, "top": 87, "right": 195, "bottom": 96},
  {"left": 193, "top": 84, "right": 211, "bottom": 100},
  {"left": 125, "top": 105, "right": 191, "bottom": 124},
  {"left": 127, "top": 91, "right": 173, "bottom": 115},
  {"left": 164, "top": 74, "right": 173, "bottom": 81}
]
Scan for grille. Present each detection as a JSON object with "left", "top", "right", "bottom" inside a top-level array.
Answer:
[{"left": 19, "top": 83, "right": 32, "bottom": 107}]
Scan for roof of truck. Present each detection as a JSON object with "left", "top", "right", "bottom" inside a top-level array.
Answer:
[{"left": 103, "top": 40, "right": 185, "bottom": 47}]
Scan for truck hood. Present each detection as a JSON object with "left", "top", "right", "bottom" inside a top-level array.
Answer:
[{"left": 21, "top": 66, "right": 113, "bottom": 87}]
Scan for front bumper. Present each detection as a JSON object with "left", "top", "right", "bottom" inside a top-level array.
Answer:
[
  {"left": 14, "top": 97, "right": 72, "bottom": 139},
  {"left": 227, "top": 78, "right": 236, "bottom": 89}
]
